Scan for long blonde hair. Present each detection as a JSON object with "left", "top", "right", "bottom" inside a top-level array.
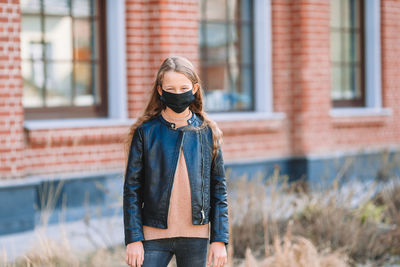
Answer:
[{"left": 123, "top": 56, "right": 223, "bottom": 176}]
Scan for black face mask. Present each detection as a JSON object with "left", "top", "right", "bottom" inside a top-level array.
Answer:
[{"left": 159, "top": 89, "right": 195, "bottom": 113}]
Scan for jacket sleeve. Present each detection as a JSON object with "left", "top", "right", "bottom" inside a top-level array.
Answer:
[
  {"left": 209, "top": 143, "right": 229, "bottom": 246},
  {"left": 123, "top": 126, "right": 145, "bottom": 246}
]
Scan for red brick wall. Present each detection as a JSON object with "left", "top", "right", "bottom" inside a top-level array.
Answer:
[
  {"left": 380, "top": 0, "right": 400, "bottom": 144},
  {"left": 0, "top": 0, "right": 24, "bottom": 179},
  {"left": 1, "top": 0, "right": 399, "bottom": 179},
  {"left": 125, "top": 0, "right": 199, "bottom": 118},
  {"left": 270, "top": 0, "right": 400, "bottom": 157},
  {"left": 23, "top": 126, "right": 127, "bottom": 176}
]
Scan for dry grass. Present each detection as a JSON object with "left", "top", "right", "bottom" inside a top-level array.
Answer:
[
  {"left": 227, "top": 165, "right": 400, "bottom": 266},
  {"left": 372, "top": 178, "right": 400, "bottom": 256},
  {"left": 241, "top": 221, "right": 348, "bottom": 267}
]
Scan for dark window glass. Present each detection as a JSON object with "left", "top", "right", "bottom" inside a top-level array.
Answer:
[
  {"left": 199, "top": 0, "right": 254, "bottom": 112},
  {"left": 330, "top": 0, "right": 365, "bottom": 107},
  {"left": 20, "top": 0, "right": 107, "bottom": 119}
]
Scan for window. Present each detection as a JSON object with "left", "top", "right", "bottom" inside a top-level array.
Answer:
[
  {"left": 199, "top": 0, "right": 254, "bottom": 112},
  {"left": 20, "top": 0, "right": 108, "bottom": 120},
  {"left": 330, "top": 0, "right": 365, "bottom": 107}
]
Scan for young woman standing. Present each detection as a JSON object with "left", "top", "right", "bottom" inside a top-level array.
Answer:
[{"left": 123, "top": 56, "right": 229, "bottom": 267}]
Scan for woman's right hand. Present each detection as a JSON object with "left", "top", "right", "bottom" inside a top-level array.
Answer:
[{"left": 126, "top": 241, "right": 144, "bottom": 267}]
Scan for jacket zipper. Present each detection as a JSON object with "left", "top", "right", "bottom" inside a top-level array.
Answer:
[
  {"left": 166, "top": 130, "right": 185, "bottom": 227},
  {"left": 200, "top": 132, "right": 205, "bottom": 224}
]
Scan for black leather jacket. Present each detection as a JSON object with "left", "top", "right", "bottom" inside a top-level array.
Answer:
[{"left": 123, "top": 112, "right": 229, "bottom": 246}]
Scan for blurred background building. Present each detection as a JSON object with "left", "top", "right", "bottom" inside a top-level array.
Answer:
[{"left": 0, "top": 0, "right": 399, "bottom": 237}]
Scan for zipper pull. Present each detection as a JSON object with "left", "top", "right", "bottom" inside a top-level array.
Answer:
[{"left": 200, "top": 209, "right": 205, "bottom": 224}]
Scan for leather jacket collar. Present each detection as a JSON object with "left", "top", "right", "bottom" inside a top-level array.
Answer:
[{"left": 157, "top": 110, "right": 202, "bottom": 129}]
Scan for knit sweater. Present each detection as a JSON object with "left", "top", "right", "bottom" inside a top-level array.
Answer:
[{"left": 142, "top": 110, "right": 210, "bottom": 240}]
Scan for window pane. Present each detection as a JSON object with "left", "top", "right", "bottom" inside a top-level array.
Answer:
[
  {"left": 342, "top": 31, "right": 360, "bottom": 64},
  {"left": 227, "top": 0, "right": 251, "bottom": 21},
  {"left": 44, "top": 0, "right": 70, "bottom": 15},
  {"left": 330, "top": 0, "right": 341, "bottom": 28},
  {"left": 199, "top": 22, "right": 207, "bottom": 60},
  {"left": 46, "top": 62, "right": 73, "bottom": 106},
  {"left": 343, "top": 31, "right": 351, "bottom": 63},
  {"left": 44, "top": 16, "right": 73, "bottom": 60},
  {"left": 227, "top": 23, "right": 238, "bottom": 65},
  {"left": 331, "top": 65, "right": 342, "bottom": 100},
  {"left": 341, "top": 0, "right": 351, "bottom": 28},
  {"left": 21, "top": 0, "right": 41, "bottom": 13},
  {"left": 74, "top": 19, "right": 97, "bottom": 60},
  {"left": 22, "top": 60, "right": 45, "bottom": 107},
  {"left": 72, "top": 0, "right": 96, "bottom": 16},
  {"left": 238, "top": 66, "right": 253, "bottom": 110},
  {"left": 342, "top": 65, "right": 352, "bottom": 99},
  {"left": 227, "top": 0, "right": 238, "bottom": 21},
  {"left": 203, "top": 63, "right": 253, "bottom": 111},
  {"left": 349, "top": 0, "right": 361, "bottom": 29},
  {"left": 228, "top": 23, "right": 252, "bottom": 65},
  {"left": 353, "top": 65, "right": 362, "bottom": 99},
  {"left": 203, "top": 0, "right": 226, "bottom": 21},
  {"left": 205, "top": 23, "right": 228, "bottom": 63},
  {"left": 21, "top": 15, "right": 42, "bottom": 60},
  {"left": 203, "top": 64, "right": 229, "bottom": 111},
  {"left": 330, "top": 31, "right": 341, "bottom": 63},
  {"left": 203, "top": 64, "right": 226, "bottom": 91},
  {"left": 229, "top": 23, "right": 252, "bottom": 65},
  {"left": 351, "top": 32, "right": 360, "bottom": 63},
  {"left": 74, "top": 62, "right": 99, "bottom": 106}
]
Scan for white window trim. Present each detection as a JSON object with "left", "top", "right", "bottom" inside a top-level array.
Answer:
[
  {"left": 24, "top": 0, "right": 131, "bottom": 130},
  {"left": 330, "top": 0, "right": 392, "bottom": 118},
  {"left": 209, "top": 0, "right": 285, "bottom": 122}
]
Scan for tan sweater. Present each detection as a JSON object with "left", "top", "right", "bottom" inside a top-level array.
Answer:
[{"left": 142, "top": 110, "right": 210, "bottom": 240}]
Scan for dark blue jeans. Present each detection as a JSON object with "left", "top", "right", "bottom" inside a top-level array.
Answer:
[{"left": 142, "top": 237, "right": 209, "bottom": 267}]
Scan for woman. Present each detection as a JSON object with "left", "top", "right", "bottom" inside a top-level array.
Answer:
[{"left": 123, "top": 56, "right": 229, "bottom": 267}]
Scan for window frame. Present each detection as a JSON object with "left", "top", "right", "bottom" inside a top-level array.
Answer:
[
  {"left": 330, "top": 0, "right": 366, "bottom": 108},
  {"left": 199, "top": 0, "right": 255, "bottom": 113},
  {"left": 204, "top": 0, "right": 282, "bottom": 121},
  {"left": 330, "top": 0, "right": 390, "bottom": 117},
  {"left": 24, "top": 0, "right": 129, "bottom": 129},
  {"left": 22, "top": 0, "right": 109, "bottom": 120}
]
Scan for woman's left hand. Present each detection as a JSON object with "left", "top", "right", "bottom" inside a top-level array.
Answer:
[{"left": 207, "top": 242, "right": 227, "bottom": 267}]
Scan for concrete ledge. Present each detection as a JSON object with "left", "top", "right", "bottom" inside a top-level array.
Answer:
[
  {"left": 209, "top": 111, "right": 286, "bottom": 122},
  {"left": 24, "top": 118, "right": 136, "bottom": 130},
  {"left": 329, "top": 107, "right": 392, "bottom": 117}
]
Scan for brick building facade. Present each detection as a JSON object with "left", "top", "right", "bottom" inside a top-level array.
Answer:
[{"left": 0, "top": 0, "right": 399, "bottom": 236}]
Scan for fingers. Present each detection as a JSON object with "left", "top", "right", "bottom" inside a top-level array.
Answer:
[
  {"left": 126, "top": 255, "right": 142, "bottom": 267},
  {"left": 126, "top": 249, "right": 144, "bottom": 267},
  {"left": 135, "top": 255, "right": 142, "bottom": 267},
  {"left": 140, "top": 251, "right": 144, "bottom": 266},
  {"left": 211, "top": 253, "right": 227, "bottom": 267},
  {"left": 207, "top": 249, "right": 213, "bottom": 266},
  {"left": 213, "top": 256, "right": 221, "bottom": 267}
]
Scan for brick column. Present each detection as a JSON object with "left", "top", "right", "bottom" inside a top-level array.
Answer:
[
  {"left": 125, "top": 0, "right": 200, "bottom": 118},
  {"left": 0, "top": 1, "right": 24, "bottom": 179},
  {"left": 289, "top": 0, "right": 332, "bottom": 155}
]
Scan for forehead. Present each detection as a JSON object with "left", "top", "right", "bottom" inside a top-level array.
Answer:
[{"left": 162, "top": 71, "right": 192, "bottom": 86}]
